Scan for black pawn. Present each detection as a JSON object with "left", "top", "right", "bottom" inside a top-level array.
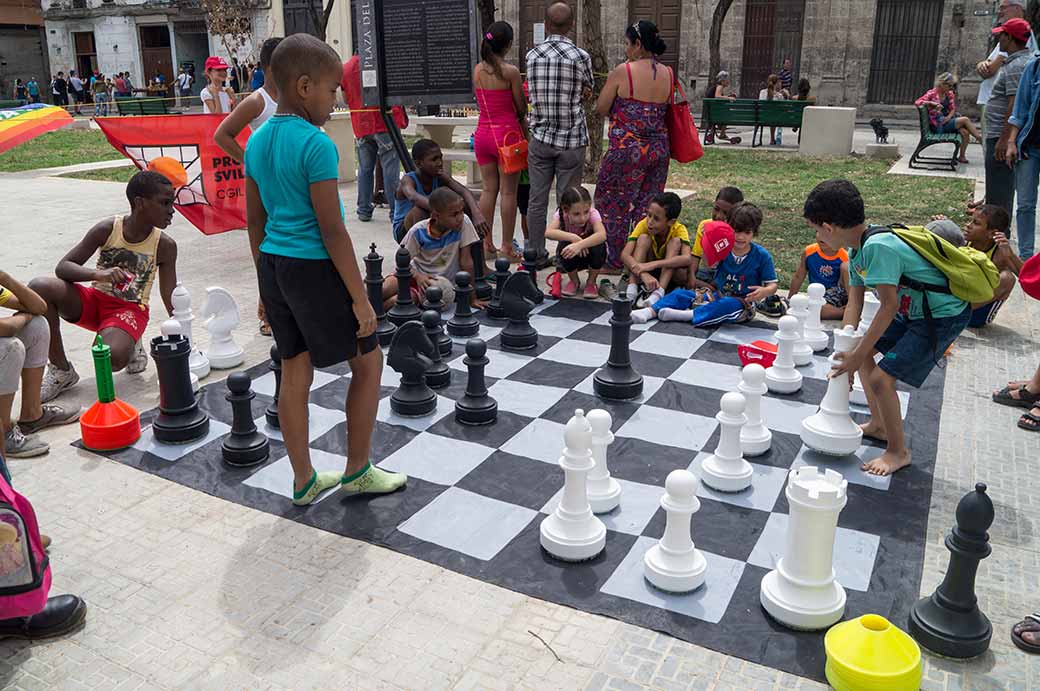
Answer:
[
  {"left": 593, "top": 297, "right": 644, "bottom": 400},
  {"left": 388, "top": 321, "right": 438, "bottom": 417},
  {"left": 265, "top": 344, "right": 281, "bottom": 430},
  {"left": 455, "top": 338, "right": 497, "bottom": 426},
  {"left": 471, "top": 241, "right": 493, "bottom": 301},
  {"left": 421, "top": 286, "right": 453, "bottom": 357},
  {"left": 499, "top": 270, "right": 539, "bottom": 351},
  {"left": 422, "top": 310, "right": 451, "bottom": 389},
  {"left": 486, "top": 257, "right": 510, "bottom": 321},
  {"left": 364, "top": 242, "right": 397, "bottom": 346},
  {"left": 522, "top": 246, "right": 544, "bottom": 304},
  {"left": 387, "top": 245, "right": 422, "bottom": 326},
  {"left": 151, "top": 331, "right": 209, "bottom": 443},
  {"left": 222, "top": 372, "right": 270, "bottom": 467},
  {"left": 446, "top": 271, "right": 480, "bottom": 337},
  {"left": 909, "top": 483, "right": 994, "bottom": 658}
]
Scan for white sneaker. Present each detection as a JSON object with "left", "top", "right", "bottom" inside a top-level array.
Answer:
[
  {"left": 127, "top": 340, "right": 148, "bottom": 374},
  {"left": 4, "top": 426, "right": 49, "bottom": 458},
  {"left": 39, "top": 363, "right": 80, "bottom": 403}
]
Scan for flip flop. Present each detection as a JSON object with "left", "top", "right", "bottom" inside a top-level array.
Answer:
[
  {"left": 1018, "top": 410, "right": 1040, "bottom": 432},
  {"left": 993, "top": 385, "right": 1040, "bottom": 408},
  {"left": 1012, "top": 613, "right": 1040, "bottom": 653}
]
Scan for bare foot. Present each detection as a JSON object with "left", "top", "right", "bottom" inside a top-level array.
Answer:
[
  {"left": 860, "top": 421, "right": 887, "bottom": 442},
  {"left": 862, "top": 448, "right": 911, "bottom": 476}
]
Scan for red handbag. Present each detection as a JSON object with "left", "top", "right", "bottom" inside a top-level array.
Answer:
[{"left": 666, "top": 77, "right": 704, "bottom": 163}]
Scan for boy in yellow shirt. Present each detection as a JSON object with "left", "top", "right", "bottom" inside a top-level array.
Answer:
[{"left": 621, "top": 192, "right": 691, "bottom": 301}]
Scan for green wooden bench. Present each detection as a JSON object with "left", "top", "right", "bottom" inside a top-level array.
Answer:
[
  {"left": 909, "top": 105, "right": 960, "bottom": 171},
  {"left": 0, "top": 99, "right": 27, "bottom": 109},
  {"left": 701, "top": 98, "right": 809, "bottom": 147},
  {"left": 753, "top": 100, "right": 809, "bottom": 147},
  {"left": 113, "top": 96, "right": 170, "bottom": 116}
]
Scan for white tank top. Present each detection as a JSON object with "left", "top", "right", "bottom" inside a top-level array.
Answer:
[
  {"left": 202, "top": 87, "right": 233, "bottom": 114},
  {"left": 250, "top": 87, "right": 277, "bottom": 131}
]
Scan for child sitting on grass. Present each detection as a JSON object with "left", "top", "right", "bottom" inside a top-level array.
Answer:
[
  {"left": 962, "top": 204, "right": 1022, "bottom": 327},
  {"left": 787, "top": 236, "right": 850, "bottom": 321},
  {"left": 393, "top": 139, "right": 489, "bottom": 244},
  {"left": 545, "top": 186, "right": 607, "bottom": 299},
  {"left": 689, "top": 186, "right": 743, "bottom": 288},
  {"left": 244, "top": 34, "right": 405, "bottom": 505},
  {"left": 811, "top": 179, "right": 972, "bottom": 477},
  {"left": 621, "top": 192, "right": 691, "bottom": 301}
]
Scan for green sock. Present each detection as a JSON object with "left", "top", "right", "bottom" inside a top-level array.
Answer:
[
  {"left": 341, "top": 462, "right": 407, "bottom": 494},
  {"left": 292, "top": 470, "right": 342, "bottom": 506}
]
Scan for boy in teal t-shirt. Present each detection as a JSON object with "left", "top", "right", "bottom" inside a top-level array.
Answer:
[
  {"left": 244, "top": 35, "right": 406, "bottom": 505},
  {"left": 804, "top": 180, "right": 970, "bottom": 478}
]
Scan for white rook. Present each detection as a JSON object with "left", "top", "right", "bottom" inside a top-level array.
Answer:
[
  {"left": 760, "top": 466, "right": 848, "bottom": 631},
  {"left": 172, "top": 283, "right": 210, "bottom": 379},
  {"left": 739, "top": 364, "right": 772, "bottom": 456},
  {"left": 644, "top": 469, "right": 707, "bottom": 593},
  {"left": 801, "top": 326, "right": 863, "bottom": 456},
  {"left": 765, "top": 316, "right": 803, "bottom": 394},
  {"left": 700, "top": 392, "right": 753, "bottom": 492},
  {"left": 804, "top": 283, "right": 829, "bottom": 352},
  {"left": 587, "top": 409, "right": 621, "bottom": 514},
  {"left": 850, "top": 292, "right": 881, "bottom": 406},
  {"left": 787, "top": 293, "right": 814, "bottom": 367}
]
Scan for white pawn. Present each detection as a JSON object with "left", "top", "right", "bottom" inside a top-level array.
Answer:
[
  {"left": 803, "top": 283, "right": 829, "bottom": 352},
  {"left": 172, "top": 283, "right": 210, "bottom": 379},
  {"left": 739, "top": 364, "right": 772, "bottom": 456},
  {"left": 787, "top": 294, "right": 814, "bottom": 367},
  {"left": 644, "top": 469, "right": 707, "bottom": 593},
  {"left": 201, "top": 286, "right": 244, "bottom": 369},
  {"left": 587, "top": 409, "right": 621, "bottom": 514},
  {"left": 700, "top": 392, "right": 754, "bottom": 492},
  {"left": 540, "top": 409, "right": 606, "bottom": 561},
  {"left": 801, "top": 325, "right": 863, "bottom": 456},
  {"left": 850, "top": 292, "right": 881, "bottom": 406},
  {"left": 765, "top": 316, "right": 803, "bottom": 394},
  {"left": 160, "top": 319, "right": 199, "bottom": 392}
]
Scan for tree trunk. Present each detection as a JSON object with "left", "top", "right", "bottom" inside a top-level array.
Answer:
[
  {"left": 308, "top": 0, "right": 335, "bottom": 41},
  {"left": 581, "top": 0, "right": 608, "bottom": 182},
  {"left": 708, "top": 0, "right": 735, "bottom": 97},
  {"left": 477, "top": 0, "right": 497, "bottom": 30}
]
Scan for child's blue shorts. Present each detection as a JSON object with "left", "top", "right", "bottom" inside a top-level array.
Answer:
[{"left": 874, "top": 306, "right": 971, "bottom": 388}]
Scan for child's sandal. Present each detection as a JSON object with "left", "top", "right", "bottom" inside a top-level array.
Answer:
[{"left": 1018, "top": 410, "right": 1040, "bottom": 432}]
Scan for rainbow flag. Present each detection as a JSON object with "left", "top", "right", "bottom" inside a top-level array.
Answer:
[{"left": 0, "top": 103, "right": 73, "bottom": 155}]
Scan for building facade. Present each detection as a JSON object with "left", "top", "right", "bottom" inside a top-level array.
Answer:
[{"left": 1, "top": 0, "right": 50, "bottom": 99}]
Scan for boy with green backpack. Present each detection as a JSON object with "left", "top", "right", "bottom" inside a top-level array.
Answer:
[{"left": 804, "top": 179, "right": 995, "bottom": 477}]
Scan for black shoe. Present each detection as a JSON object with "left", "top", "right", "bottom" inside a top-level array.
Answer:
[
  {"left": 758, "top": 295, "right": 787, "bottom": 318},
  {"left": 0, "top": 595, "right": 87, "bottom": 640}
]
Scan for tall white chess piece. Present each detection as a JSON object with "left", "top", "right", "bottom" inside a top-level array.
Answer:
[
  {"left": 587, "top": 409, "right": 621, "bottom": 514},
  {"left": 803, "top": 283, "right": 829, "bottom": 352},
  {"left": 850, "top": 292, "right": 881, "bottom": 406},
  {"left": 765, "top": 316, "right": 803, "bottom": 394},
  {"left": 801, "top": 326, "right": 863, "bottom": 456},
  {"left": 700, "top": 392, "right": 754, "bottom": 492},
  {"left": 644, "top": 469, "right": 707, "bottom": 593},
  {"left": 739, "top": 364, "right": 772, "bottom": 456},
  {"left": 172, "top": 283, "right": 210, "bottom": 379},
  {"left": 201, "top": 287, "right": 244, "bottom": 369},
  {"left": 787, "top": 294, "right": 814, "bottom": 367}
]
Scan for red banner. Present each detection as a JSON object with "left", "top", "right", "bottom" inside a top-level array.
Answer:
[{"left": 96, "top": 115, "right": 251, "bottom": 235}]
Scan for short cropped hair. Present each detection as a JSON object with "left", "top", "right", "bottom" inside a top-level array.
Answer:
[
  {"left": 976, "top": 203, "right": 1011, "bottom": 234},
  {"left": 429, "top": 187, "right": 461, "bottom": 212},
  {"left": 126, "top": 170, "right": 172, "bottom": 205},
  {"left": 259, "top": 37, "right": 284, "bottom": 70},
  {"left": 411, "top": 138, "right": 441, "bottom": 162},
  {"left": 803, "top": 179, "right": 866, "bottom": 229},
  {"left": 651, "top": 192, "right": 682, "bottom": 220},
  {"left": 717, "top": 186, "right": 744, "bottom": 205},
  {"left": 270, "top": 34, "right": 341, "bottom": 95},
  {"left": 727, "top": 202, "right": 763, "bottom": 234}
]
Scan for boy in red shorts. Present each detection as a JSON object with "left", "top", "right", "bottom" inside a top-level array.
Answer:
[{"left": 30, "top": 170, "right": 179, "bottom": 402}]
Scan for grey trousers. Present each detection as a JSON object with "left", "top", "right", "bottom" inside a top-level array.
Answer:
[{"left": 527, "top": 138, "right": 586, "bottom": 257}]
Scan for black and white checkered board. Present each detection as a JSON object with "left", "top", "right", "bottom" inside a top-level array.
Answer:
[{"left": 84, "top": 297, "right": 943, "bottom": 681}]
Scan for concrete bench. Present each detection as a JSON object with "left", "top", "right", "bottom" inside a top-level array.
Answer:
[{"left": 441, "top": 148, "right": 482, "bottom": 188}]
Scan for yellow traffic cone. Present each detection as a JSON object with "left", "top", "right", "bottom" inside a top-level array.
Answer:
[{"left": 824, "top": 614, "right": 922, "bottom": 691}]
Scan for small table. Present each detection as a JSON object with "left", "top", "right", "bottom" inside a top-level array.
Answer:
[{"left": 412, "top": 116, "right": 478, "bottom": 149}]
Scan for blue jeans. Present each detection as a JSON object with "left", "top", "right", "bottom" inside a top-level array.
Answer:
[
  {"left": 1015, "top": 146, "right": 1040, "bottom": 259},
  {"left": 355, "top": 133, "right": 400, "bottom": 221},
  {"left": 93, "top": 94, "right": 108, "bottom": 117}
]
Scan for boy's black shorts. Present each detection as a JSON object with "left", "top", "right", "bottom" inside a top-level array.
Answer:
[{"left": 258, "top": 252, "right": 378, "bottom": 368}]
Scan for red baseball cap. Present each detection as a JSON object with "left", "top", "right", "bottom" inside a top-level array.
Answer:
[
  {"left": 204, "top": 56, "right": 229, "bottom": 71},
  {"left": 1021, "top": 254, "right": 1040, "bottom": 301},
  {"left": 993, "top": 18, "right": 1031, "bottom": 43},
  {"left": 701, "top": 221, "right": 735, "bottom": 267}
]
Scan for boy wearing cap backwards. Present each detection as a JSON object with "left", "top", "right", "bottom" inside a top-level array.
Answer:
[
  {"left": 809, "top": 179, "right": 972, "bottom": 477},
  {"left": 244, "top": 34, "right": 406, "bottom": 506},
  {"left": 688, "top": 186, "right": 744, "bottom": 289},
  {"left": 201, "top": 56, "right": 237, "bottom": 114}
]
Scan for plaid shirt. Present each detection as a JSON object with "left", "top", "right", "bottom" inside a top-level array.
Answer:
[{"left": 526, "top": 34, "right": 594, "bottom": 149}]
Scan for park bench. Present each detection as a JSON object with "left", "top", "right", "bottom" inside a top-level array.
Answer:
[
  {"left": 700, "top": 98, "right": 810, "bottom": 147},
  {"left": 0, "top": 99, "right": 26, "bottom": 109},
  {"left": 113, "top": 96, "right": 170, "bottom": 116},
  {"left": 441, "top": 148, "right": 482, "bottom": 189},
  {"left": 909, "top": 104, "right": 960, "bottom": 171}
]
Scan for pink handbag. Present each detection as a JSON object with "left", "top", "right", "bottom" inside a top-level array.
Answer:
[{"left": 0, "top": 472, "right": 51, "bottom": 619}]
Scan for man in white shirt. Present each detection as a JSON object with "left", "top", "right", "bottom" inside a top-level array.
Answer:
[
  {"left": 977, "top": 0, "right": 1038, "bottom": 138},
  {"left": 175, "top": 67, "right": 193, "bottom": 108}
]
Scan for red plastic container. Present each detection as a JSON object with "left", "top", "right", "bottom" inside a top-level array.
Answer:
[{"left": 738, "top": 340, "right": 778, "bottom": 368}]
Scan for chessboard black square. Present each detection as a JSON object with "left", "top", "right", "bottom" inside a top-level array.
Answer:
[
  {"left": 311, "top": 420, "right": 419, "bottom": 463},
  {"left": 506, "top": 358, "right": 596, "bottom": 389},
  {"left": 540, "top": 390, "right": 642, "bottom": 432},
  {"left": 647, "top": 320, "right": 716, "bottom": 339},
  {"left": 485, "top": 333, "right": 562, "bottom": 357},
  {"left": 426, "top": 409, "right": 533, "bottom": 449},
  {"left": 641, "top": 498, "right": 772, "bottom": 562},
  {"left": 304, "top": 476, "right": 447, "bottom": 544},
  {"left": 628, "top": 350, "right": 687, "bottom": 379},
  {"left": 536, "top": 298, "right": 611, "bottom": 322},
  {"left": 567, "top": 323, "right": 614, "bottom": 345},
  {"left": 455, "top": 450, "right": 565, "bottom": 511},
  {"left": 594, "top": 436, "right": 699, "bottom": 486},
  {"left": 742, "top": 429, "right": 805, "bottom": 470},
  {"left": 646, "top": 379, "right": 726, "bottom": 419},
  {"left": 308, "top": 376, "right": 349, "bottom": 411}
]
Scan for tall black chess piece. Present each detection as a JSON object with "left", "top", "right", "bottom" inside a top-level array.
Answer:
[
  {"left": 387, "top": 245, "right": 422, "bottom": 326},
  {"left": 909, "top": 483, "right": 995, "bottom": 658},
  {"left": 447, "top": 271, "right": 480, "bottom": 337},
  {"left": 421, "top": 286, "right": 453, "bottom": 357},
  {"left": 455, "top": 338, "right": 498, "bottom": 426},
  {"left": 521, "top": 246, "right": 544, "bottom": 304},
  {"left": 222, "top": 372, "right": 270, "bottom": 467},
  {"left": 364, "top": 242, "right": 397, "bottom": 346},
  {"left": 151, "top": 325, "right": 210, "bottom": 443},
  {"left": 422, "top": 310, "right": 451, "bottom": 389},
  {"left": 487, "top": 257, "right": 510, "bottom": 321},
  {"left": 388, "top": 321, "right": 437, "bottom": 416},
  {"left": 500, "top": 270, "right": 539, "bottom": 351},
  {"left": 265, "top": 344, "right": 281, "bottom": 430},
  {"left": 471, "top": 242, "right": 492, "bottom": 301},
  {"left": 593, "top": 297, "right": 644, "bottom": 400}
]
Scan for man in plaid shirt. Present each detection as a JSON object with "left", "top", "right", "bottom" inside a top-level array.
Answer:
[{"left": 526, "top": 2, "right": 594, "bottom": 267}]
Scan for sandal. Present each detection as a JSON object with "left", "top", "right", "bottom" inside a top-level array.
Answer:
[
  {"left": 499, "top": 245, "right": 523, "bottom": 263},
  {"left": 992, "top": 385, "right": 1040, "bottom": 409},
  {"left": 259, "top": 320, "right": 272, "bottom": 337},
  {"left": 1018, "top": 410, "right": 1040, "bottom": 432},
  {"left": 1011, "top": 613, "right": 1040, "bottom": 653}
]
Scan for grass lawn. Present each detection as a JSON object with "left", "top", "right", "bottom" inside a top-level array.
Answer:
[
  {"left": 668, "top": 148, "right": 975, "bottom": 284},
  {"left": 0, "top": 129, "right": 122, "bottom": 172},
  {"left": 60, "top": 165, "right": 136, "bottom": 183}
]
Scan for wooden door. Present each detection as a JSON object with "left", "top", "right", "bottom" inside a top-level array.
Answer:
[
  {"left": 517, "top": 1, "right": 577, "bottom": 71},
  {"left": 867, "top": 0, "right": 945, "bottom": 104},
  {"left": 628, "top": 0, "right": 682, "bottom": 73},
  {"left": 139, "top": 25, "right": 173, "bottom": 86},
  {"left": 739, "top": 0, "right": 805, "bottom": 98}
]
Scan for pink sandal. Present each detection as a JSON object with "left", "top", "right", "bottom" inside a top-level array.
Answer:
[{"left": 562, "top": 279, "right": 579, "bottom": 297}]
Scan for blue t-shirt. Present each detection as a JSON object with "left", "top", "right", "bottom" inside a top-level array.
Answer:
[
  {"left": 244, "top": 115, "right": 343, "bottom": 260},
  {"left": 713, "top": 243, "right": 777, "bottom": 297},
  {"left": 393, "top": 171, "right": 441, "bottom": 231},
  {"left": 251, "top": 67, "right": 265, "bottom": 91}
]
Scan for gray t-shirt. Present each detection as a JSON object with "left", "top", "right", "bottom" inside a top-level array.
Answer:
[{"left": 986, "top": 49, "right": 1032, "bottom": 138}]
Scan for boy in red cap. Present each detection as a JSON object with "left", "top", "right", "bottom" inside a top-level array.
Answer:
[{"left": 201, "top": 56, "right": 236, "bottom": 114}]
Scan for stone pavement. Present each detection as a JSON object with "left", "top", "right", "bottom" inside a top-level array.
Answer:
[{"left": 0, "top": 167, "right": 1038, "bottom": 690}]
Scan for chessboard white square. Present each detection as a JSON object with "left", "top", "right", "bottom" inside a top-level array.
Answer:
[
  {"left": 792, "top": 445, "right": 892, "bottom": 491},
  {"left": 616, "top": 405, "right": 718, "bottom": 451},
  {"left": 747, "top": 512, "right": 880, "bottom": 592},
  {"left": 669, "top": 360, "right": 742, "bottom": 391},
  {"left": 540, "top": 478, "right": 665, "bottom": 535},
  {"left": 451, "top": 323, "right": 502, "bottom": 344},
  {"left": 500, "top": 417, "right": 567, "bottom": 464},
  {"left": 707, "top": 325, "right": 778, "bottom": 346},
  {"left": 631, "top": 331, "right": 708, "bottom": 359},
  {"left": 448, "top": 349, "right": 533, "bottom": 379},
  {"left": 132, "top": 420, "right": 232, "bottom": 462},
  {"left": 689, "top": 452, "right": 790, "bottom": 512},
  {"left": 539, "top": 339, "right": 611, "bottom": 368},
  {"left": 378, "top": 433, "right": 495, "bottom": 485},
  {"left": 487, "top": 379, "right": 570, "bottom": 418},
  {"left": 573, "top": 373, "right": 666, "bottom": 403},
  {"left": 592, "top": 310, "right": 653, "bottom": 331},
  {"left": 799, "top": 356, "right": 838, "bottom": 381},
  {"left": 851, "top": 390, "right": 910, "bottom": 420},
  {"left": 397, "top": 486, "right": 536, "bottom": 561},
  {"left": 253, "top": 403, "right": 343, "bottom": 443},
  {"left": 529, "top": 314, "right": 588, "bottom": 338},
  {"left": 243, "top": 447, "right": 345, "bottom": 503},
  {"left": 253, "top": 369, "right": 339, "bottom": 397},
  {"left": 601, "top": 536, "right": 745, "bottom": 624},
  {"left": 376, "top": 395, "right": 454, "bottom": 432},
  {"left": 531, "top": 298, "right": 558, "bottom": 314},
  {"left": 758, "top": 396, "right": 821, "bottom": 435}
]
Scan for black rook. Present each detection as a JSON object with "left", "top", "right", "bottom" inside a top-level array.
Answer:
[{"left": 151, "top": 327, "right": 210, "bottom": 444}]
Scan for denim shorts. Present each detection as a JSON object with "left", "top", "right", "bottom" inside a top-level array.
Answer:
[{"left": 874, "top": 306, "right": 971, "bottom": 388}]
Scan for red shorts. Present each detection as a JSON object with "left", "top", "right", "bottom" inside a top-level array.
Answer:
[{"left": 72, "top": 284, "right": 149, "bottom": 343}]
